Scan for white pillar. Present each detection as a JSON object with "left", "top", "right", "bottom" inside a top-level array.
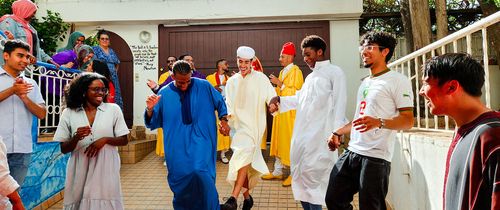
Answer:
[{"left": 329, "top": 20, "right": 362, "bottom": 119}]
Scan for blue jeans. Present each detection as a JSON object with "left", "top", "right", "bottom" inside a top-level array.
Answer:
[
  {"left": 301, "top": 201, "right": 322, "bottom": 210},
  {"left": 7, "top": 153, "right": 31, "bottom": 185}
]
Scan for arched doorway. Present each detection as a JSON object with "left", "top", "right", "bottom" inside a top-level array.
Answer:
[{"left": 108, "top": 31, "right": 134, "bottom": 128}]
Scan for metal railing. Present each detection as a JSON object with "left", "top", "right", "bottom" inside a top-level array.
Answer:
[
  {"left": 25, "top": 62, "right": 81, "bottom": 134},
  {"left": 388, "top": 11, "right": 500, "bottom": 132}
]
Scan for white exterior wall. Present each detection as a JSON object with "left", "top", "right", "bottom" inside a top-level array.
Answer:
[
  {"left": 37, "top": 0, "right": 362, "bottom": 24},
  {"left": 38, "top": 0, "right": 363, "bottom": 127},
  {"left": 76, "top": 24, "right": 159, "bottom": 126},
  {"left": 388, "top": 131, "right": 452, "bottom": 210}
]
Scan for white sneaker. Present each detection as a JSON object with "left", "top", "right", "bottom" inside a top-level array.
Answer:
[{"left": 221, "top": 155, "right": 229, "bottom": 164}]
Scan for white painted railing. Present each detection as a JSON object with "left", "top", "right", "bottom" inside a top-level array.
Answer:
[
  {"left": 25, "top": 62, "right": 81, "bottom": 134},
  {"left": 388, "top": 11, "right": 500, "bottom": 132}
]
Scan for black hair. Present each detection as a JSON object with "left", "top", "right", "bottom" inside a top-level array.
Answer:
[
  {"left": 360, "top": 31, "right": 397, "bottom": 62},
  {"left": 97, "top": 30, "right": 110, "bottom": 40},
  {"left": 301, "top": 35, "right": 327, "bottom": 53},
  {"left": 65, "top": 72, "right": 109, "bottom": 109},
  {"left": 92, "top": 60, "right": 111, "bottom": 80},
  {"left": 167, "top": 56, "right": 177, "bottom": 61},
  {"left": 172, "top": 60, "right": 192, "bottom": 75},
  {"left": 178, "top": 54, "right": 191, "bottom": 61},
  {"left": 3, "top": 40, "right": 30, "bottom": 54},
  {"left": 216, "top": 59, "right": 226, "bottom": 69},
  {"left": 423, "top": 53, "right": 484, "bottom": 97}
]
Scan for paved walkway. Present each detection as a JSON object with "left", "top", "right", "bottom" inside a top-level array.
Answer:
[{"left": 48, "top": 152, "right": 359, "bottom": 209}]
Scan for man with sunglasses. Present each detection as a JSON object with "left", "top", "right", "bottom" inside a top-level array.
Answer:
[
  {"left": 147, "top": 54, "right": 205, "bottom": 94},
  {"left": 325, "top": 31, "right": 414, "bottom": 210}
]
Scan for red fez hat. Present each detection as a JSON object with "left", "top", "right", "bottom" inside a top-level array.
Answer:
[{"left": 281, "top": 42, "right": 295, "bottom": 56}]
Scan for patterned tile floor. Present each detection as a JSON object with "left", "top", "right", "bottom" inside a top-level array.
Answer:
[{"left": 48, "top": 152, "right": 359, "bottom": 210}]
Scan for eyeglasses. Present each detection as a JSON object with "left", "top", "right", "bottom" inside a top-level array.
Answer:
[
  {"left": 88, "top": 87, "right": 109, "bottom": 94},
  {"left": 358, "top": 45, "right": 385, "bottom": 52}
]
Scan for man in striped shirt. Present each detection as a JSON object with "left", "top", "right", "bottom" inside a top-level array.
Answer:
[{"left": 419, "top": 53, "right": 500, "bottom": 210}]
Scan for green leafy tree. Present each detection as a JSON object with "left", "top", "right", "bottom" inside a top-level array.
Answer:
[
  {"left": 0, "top": 1, "right": 69, "bottom": 56},
  {"left": 31, "top": 11, "right": 69, "bottom": 55}
]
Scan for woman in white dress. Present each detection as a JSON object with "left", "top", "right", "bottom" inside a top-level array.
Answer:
[{"left": 54, "top": 72, "right": 129, "bottom": 210}]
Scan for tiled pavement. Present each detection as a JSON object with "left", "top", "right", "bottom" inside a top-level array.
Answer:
[{"left": 48, "top": 152, "right": 359, "bottom": 210}]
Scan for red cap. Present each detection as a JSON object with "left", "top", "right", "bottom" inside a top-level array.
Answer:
[{"left": 281, "top": 42, "right": 295, "bottom": 56}]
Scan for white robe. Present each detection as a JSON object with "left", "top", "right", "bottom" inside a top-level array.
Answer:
[
  {"left": 225, "top": 70, "right": 276, "bottom": 191},
  {"left": 280, "top": 60, "right": 347, "bottom": 205}
]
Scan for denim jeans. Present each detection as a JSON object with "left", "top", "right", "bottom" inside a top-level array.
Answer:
[
  {"left": 301, "top": 201, "right": 323, "bottom": 210},
  {"left": 7, "top": 153, "right": 32, "bottom": 185}
]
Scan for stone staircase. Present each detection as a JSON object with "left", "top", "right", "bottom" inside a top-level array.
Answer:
[{"left": 118, "top": 125, "right": 157, "bottom": 164}]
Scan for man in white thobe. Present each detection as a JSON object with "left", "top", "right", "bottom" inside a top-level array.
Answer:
[
  {"left": 221, "top": 46, "right": 277, "bottom": 210},
  {"left": 270, "top": 35, "right": 347, "bottom": 209}
]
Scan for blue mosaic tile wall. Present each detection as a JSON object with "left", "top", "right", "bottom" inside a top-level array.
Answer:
[{"left": 20, "top": 119, "right": 68, "bottom": 209}]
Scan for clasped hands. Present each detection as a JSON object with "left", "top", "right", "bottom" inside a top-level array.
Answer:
[
  {"left": 218, "top": 119, "right": 230, "bottom": 136},
  {"left": 268, "top": 96, "right": 280, "bottom": 113}
]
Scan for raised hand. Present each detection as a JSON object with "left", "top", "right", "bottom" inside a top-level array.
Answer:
[
  {"left": 146, "top": 94, "right": 161, "bottom": 111},
  {"left": 146, "top": 79, "right": 158, "bottom": 89},
  {"left": 269, "top": 74, "right": 281, "bottom": 86}
]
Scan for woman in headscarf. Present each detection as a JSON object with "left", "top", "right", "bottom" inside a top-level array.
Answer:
[
  {"left": 0, "top": 0, "right": 59, "bottom": 67},
  {"left": 76, "top": 44, "right": 94, "bottom": 71},
  {"left": 52, "top": 34, "right": 86, "bottom": 69},
  {"left": 57, "top": 31, "right": 85, "bottom": 53},
  {"left": 54, "top": 72, "right": 129, "bottom": 210},
  {"left": 92, "top": 30, "right": 123, "bottom": 108}
]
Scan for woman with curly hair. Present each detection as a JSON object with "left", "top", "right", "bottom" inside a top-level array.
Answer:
[{"left": 53, "top": 72, "right": 129, "bottom": 210}]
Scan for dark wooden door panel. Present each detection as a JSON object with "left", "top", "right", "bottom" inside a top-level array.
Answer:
[
  {"left": 159, "top": 21, "right": 329, "bottom": 78},
  {"left": 109, "top": 31, "right": 134, "bottom": 128}
]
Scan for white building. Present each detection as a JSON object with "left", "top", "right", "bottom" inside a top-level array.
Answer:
[{"left": 38, "top": 0, "right": 364, "bottom": 127}]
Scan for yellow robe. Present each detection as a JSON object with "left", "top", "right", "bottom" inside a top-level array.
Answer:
[
  {"left": 206, "top": 72, "right": 231, "bottom": 151},
  {"left": 155, "top": 71, "right": 171, "bottom": 157},
  {"left": 270, "top": 64, "right": 303, "bottom": 166}
]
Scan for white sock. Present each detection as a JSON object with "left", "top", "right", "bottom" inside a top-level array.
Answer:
[{"left": 272, "top": 158, "right": 283, "bottom": 176}]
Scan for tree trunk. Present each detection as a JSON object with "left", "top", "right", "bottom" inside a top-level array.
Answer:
[
  {"left": 435, "top": 0, "right": 448, "bottom": 40},
  {"left": 400, "top": 0, "right": 414, "bottom": 56},
  {"left": 409, "top": 0, "right": 432, "bottom": 50},
  {"left": 478, "top": 0, "right": 500, "bottom": 66}
]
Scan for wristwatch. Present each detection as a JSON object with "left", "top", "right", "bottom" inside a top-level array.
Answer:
[
  {"left": 332, "top": 132, "right": 342, "bottom": 137},
  {"left": 378, "top": 118, "right": 385, "bottom": 129}
]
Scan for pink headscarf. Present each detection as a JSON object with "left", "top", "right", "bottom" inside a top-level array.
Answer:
[{"left": 0, "top": 0, "right": 38, "bottom": 53}]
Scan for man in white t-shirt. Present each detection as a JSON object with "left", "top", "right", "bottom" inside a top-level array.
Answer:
[{"left": 325, "top": 31, "right": 414, "bottom": 210}]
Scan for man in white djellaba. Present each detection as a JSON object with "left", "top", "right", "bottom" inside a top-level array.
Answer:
[
  {"left": 220, "top": 46, "right": 277, "bottom": 210},
  {"left": 269, "top": 35, "right": 347, "bottom": 209}
]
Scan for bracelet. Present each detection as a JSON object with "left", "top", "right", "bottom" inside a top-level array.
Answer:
[
  {"left": 332, "top": 132, "right": 342, "bottom": 137},
  {"left": 378, "top": 118, "right": 385, "bottom": 129}
]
